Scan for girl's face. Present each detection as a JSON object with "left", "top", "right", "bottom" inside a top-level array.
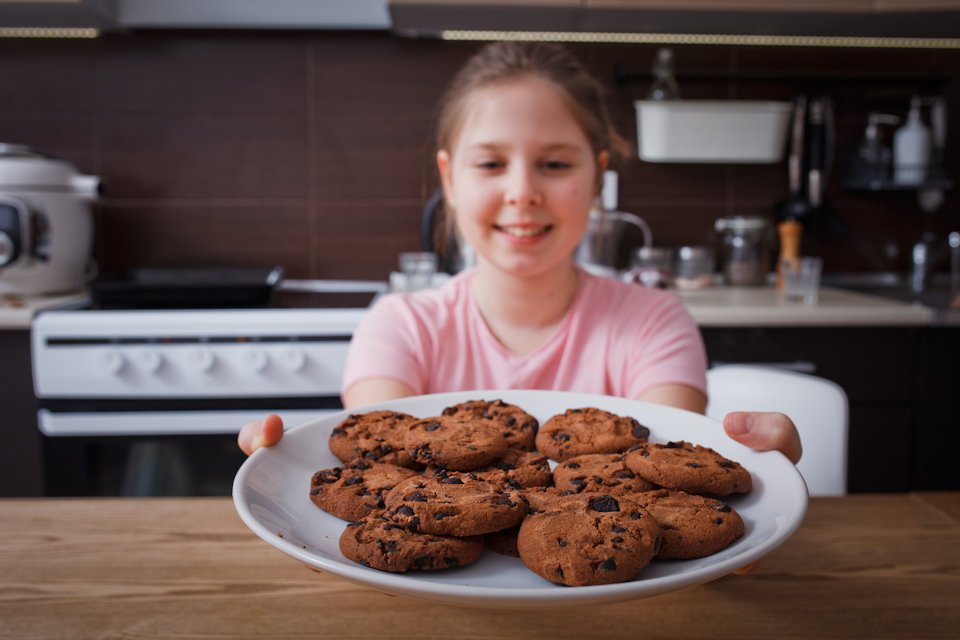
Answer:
[{"left": 437, "top": 76, "right": 606, "bottom": 281}]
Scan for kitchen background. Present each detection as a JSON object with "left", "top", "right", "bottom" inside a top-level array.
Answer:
[{"left": 1, "top": 30, "right": 958, "bottom": 280}]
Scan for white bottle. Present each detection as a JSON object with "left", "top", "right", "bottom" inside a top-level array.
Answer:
[{"left": 893, "top": 96, "right": 931, "bottom": 185}]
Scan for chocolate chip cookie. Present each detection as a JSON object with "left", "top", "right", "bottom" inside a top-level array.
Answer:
[
  {"left": 553, "top": 453, "right": 658, "bottom": 495},
  {"left": 339, "top": 513, "right": 485, "bottom": 573},
  {"left": 624, "top": 441, "right": 752, "bottom": 496},
  {"left": 427, "top": 448, "right": 553, "bottom": 489},
  {"left": 630, "top": 489, "right": 745, "bottom": 559},
  {"left": 328, "top": 410, "right": 420, "bottom": 469},
  {"left": 441, "top": 399, "right": 539, "bottom": 451},
  {"left": 517, "top": 493, "right": 662, "bottom": 586},
  {"left": 404, "top": 415, "right": 508, "bottom": 471},
  {"left": 535, "top": 408, "right": 650, "bottom": 462},
  {"left": 383, "top": 475, "right": 527, "bottom": 537},
  {"left": 309, "top": 459, "right": 417, "bottom": 522}
]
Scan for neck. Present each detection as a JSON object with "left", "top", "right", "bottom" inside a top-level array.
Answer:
[{"left": 472, "top": 260, "right": 580, "bottom": 334}]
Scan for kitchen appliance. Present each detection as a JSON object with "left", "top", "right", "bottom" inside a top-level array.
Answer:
[
  {"left": 30, "top": 279, "right": 385, "bottom": 496},
  {"left": 575, "top": 171, "right": 652, "bottom": 278},
  {"left": 0, "top": 144, "right": 99, "bottom": 295},
  {"left": 89, "top": 266, "right": 284, "bottom": 308},
  {"left": 714, "top": 216, "right": 773, "bottom": 286},
  {"left": 421, "top": 189, "right": 476, "bottom": 274}
]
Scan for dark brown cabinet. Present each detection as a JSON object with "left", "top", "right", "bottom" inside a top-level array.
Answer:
[
  {"left": 0, "top": 330, "right": 43, "bottom": 497},
  {"left": 702, "top": 326, "right": 959, "bottom": 492}
]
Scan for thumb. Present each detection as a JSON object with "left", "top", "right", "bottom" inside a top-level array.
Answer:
[
  {"left": 722, "top": 412, "right": 802, "bottom": 465},
  {"left": 238, "top": 414, "right": 285, "bottom": 456}
]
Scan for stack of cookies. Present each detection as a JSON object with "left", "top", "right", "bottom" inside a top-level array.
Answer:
[{"left": 309, "top": 399, "right": 752, "bottom": 587}]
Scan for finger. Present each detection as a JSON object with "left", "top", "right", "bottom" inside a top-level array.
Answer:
[
  {"left": 237, "top": 414, "right": 284, "bottom": 456},
  {"left": 723, "top": 412, "right": 803, "bottom": 465},
  {"left": 237, "top": 419, "right": 264, "bottom": 456}
]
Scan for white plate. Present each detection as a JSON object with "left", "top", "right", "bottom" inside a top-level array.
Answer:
[{"left": 233, "top": 390, "right": 808, "bottom": 609}]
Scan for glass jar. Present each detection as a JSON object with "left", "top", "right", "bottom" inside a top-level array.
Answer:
[
  {"left": 628, "top": 246, "right": 674, "bottom": 288},
  {"left": 674, "top": 246, "right": 714, "bottom": 289},
  {"left": 714, "top": 216, "right": 772, "bottom": 286}
]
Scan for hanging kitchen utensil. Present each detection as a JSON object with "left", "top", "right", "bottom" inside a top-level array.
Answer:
[
  {"left": 803, "top": 95, "right": 847, "bottom": 239},
  {"left": 776, "top": 95, "right": 811, "bottom": 222}
]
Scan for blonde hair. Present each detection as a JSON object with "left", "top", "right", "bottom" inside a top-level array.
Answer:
[{"left": 437, "top": 41, "right": 631, "bottom": 165}]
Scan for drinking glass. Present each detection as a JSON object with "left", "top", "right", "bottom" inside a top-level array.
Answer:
[{"left": 781, "top": 256, "right": 822, "bottom": 304}]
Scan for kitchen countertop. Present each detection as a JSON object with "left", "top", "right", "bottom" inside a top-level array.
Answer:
[
  {"left": 676, "top": 284, "right": 932, "bottom": 326},
  {"left": 0, "top": 283, "right": 936, "bottom": 330},
  {"left": 0, "top": 291, "right": 88, "bottom": 329},
  {"left": 1, "top": 493, "right": 956, "bottom": 639}
]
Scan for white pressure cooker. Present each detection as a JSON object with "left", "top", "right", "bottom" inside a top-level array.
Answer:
[{"left": 0, "top": 143, "right": 100, "bottom": 295}]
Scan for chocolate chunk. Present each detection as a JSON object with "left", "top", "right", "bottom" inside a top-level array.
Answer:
[
  {"left": 631, "top": 422, "right": 650, "bottom": 439},
  {"left": 589, "top": 495, "right": 620, "bottom": 512},
  {"left": 600, "top": 558, "right": 617, "bottom": 571},
  {"left": 318, "top": 468, "right": 342, "bottom": 483},
  {"left": 424, "top": 422, "right": 441, "bottom": 432}
]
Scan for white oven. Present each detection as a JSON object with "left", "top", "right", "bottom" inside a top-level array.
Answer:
[{"left": 31, "top": 285, "right": 378, "bottom": 496}]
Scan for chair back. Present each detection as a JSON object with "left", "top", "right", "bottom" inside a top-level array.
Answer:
[{"left": 705, "top": 364, "right": 849, "bottom": 496}]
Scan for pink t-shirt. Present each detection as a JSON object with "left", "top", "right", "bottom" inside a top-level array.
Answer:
[{"left": 342, "top": 268, "right": 707, "bottom": 399}]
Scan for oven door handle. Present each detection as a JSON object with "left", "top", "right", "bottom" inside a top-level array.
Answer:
[{"left": 38, "top": 408, "right": 342, "bottom": 437}]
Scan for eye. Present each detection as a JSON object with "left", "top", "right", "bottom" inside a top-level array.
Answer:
[
  {"left": 474, "top": 159, "right": 504, "bottom": 170},
  {"left": 542, "top": 160, "right": 572, "bottom": 171}
]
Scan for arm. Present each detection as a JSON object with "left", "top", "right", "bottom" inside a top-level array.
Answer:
[
  {"left": 343, "top": 377, "right": 416, "bottom": 410},
  {"left": 636, "top": 383, "right": 706, "bottom": 414}
]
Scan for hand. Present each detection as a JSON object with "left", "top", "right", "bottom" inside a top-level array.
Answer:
[
  {"left": 237, "top": 414, "right": 285, "bottom": 456},
  {"left": 722, "top": 411, "right": 802, "bottom": 575},
  {"left": 721, "top": 411, "right": 802, "bottom": 465}
]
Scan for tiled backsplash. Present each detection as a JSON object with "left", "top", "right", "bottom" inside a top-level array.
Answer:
[{"left": 1, "top": 31, "right": 957, "bottom": 279}]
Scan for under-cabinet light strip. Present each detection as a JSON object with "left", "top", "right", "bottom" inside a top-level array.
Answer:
[
  {"left": 440, "top": 30, "right": 960, "bottom": 49},
  {"left": 0, "top": 27, "right": 99, "bottom": 39}
]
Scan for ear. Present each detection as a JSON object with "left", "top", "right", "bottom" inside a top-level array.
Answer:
[
  {"left": 595, "top": 150, "right": 610, "bottom": 193},
  {"left": 437, "top": 149, "right": 455, "bottom": 208}
]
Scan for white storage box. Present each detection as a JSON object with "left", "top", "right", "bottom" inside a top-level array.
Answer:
[{"left": 635, "top": 100, "right": 792, "bottom": 164}]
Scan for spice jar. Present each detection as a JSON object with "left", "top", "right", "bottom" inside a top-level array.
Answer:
[{"left": 674, "top": 246, "right": 714, "bottom": 289}]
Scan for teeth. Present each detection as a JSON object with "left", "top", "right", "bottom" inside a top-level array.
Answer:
[{"left": 501, "top": 226, "right": 546, "bottom": 237}]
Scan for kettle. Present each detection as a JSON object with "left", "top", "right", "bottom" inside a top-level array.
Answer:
[
  {"left": 574, "top": 171, "right": 652, "bottom": 278},
  {"left": 0, "top": 144, "right": 100, "bottom": 295}
]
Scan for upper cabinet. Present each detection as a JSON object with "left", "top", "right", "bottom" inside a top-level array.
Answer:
[
  {"left": 388, "top": 0, "right": 960, "bottom": 40},
  {"left": 0, "top": 0, "right": 391, "bottom": 31}
]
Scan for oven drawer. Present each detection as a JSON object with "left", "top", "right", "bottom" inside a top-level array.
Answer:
[{"left": 38, "top": 408, "right": 341, "bottom": 437}]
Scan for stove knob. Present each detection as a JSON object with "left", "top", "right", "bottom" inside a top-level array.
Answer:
[
  {"left": 190, "top": 349, "right": 216, "bottom": 373},
  {"left": 242, "top": 349, "right": 268, "bottom": 373},
  {"left": 138, "top": 349, "right": 163, "bottom": 374},
  {"left": 96, "top": 349, "right": 126, "bottom": 375},
  {"left": 280, "top": 348, "right": 307, "bottom": 372}
]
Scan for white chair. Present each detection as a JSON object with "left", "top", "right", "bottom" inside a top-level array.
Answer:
[{"left": 705, "top": 364, "right": 849, "bottom": 497}]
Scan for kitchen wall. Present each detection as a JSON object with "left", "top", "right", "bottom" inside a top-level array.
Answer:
[{"left": 1, "top": 30, "right": 958, "bottom": 280}]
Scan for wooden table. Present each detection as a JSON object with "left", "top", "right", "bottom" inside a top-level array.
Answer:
[{"left": 1, "top": 493, "right": 958, "bottom": 639}]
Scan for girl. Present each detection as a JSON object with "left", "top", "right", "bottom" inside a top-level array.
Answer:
[{"left": 239, "top": 42, "right": 801, "bottom": 467}]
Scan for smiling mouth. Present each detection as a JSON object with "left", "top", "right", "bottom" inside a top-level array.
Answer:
[{"left": 494, "top": 224, "right": 553, "bottom": 238}]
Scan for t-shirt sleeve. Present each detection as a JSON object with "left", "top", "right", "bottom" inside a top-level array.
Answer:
[
  {"left": 341, "top": 294, "right": 428, "bottom": 397},
  {"left": 622, "top": 293, "right": 708, "bottom": 399}
]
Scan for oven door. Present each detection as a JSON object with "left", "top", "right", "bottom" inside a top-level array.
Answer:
[{"left": 39, "top": 403, "right": 342, "bottom": 496}]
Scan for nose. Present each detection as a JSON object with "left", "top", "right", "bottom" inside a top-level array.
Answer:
[{"left": 503, "top": 166, "right": 542, "bottom": 208}]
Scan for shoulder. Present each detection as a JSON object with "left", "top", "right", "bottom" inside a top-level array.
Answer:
[
  {"left": 579, "top": 270, "right": 685, "bottom": 316},
  {"left": 363, "top": 270, "right": 473, "bottom": 328}
]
